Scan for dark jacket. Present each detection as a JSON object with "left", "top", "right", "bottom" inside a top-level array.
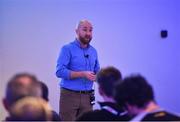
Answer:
[
  {"left": 142, "top": 110, "right": 180, "bottom": 121},
  {"left": 77, "top": 102, "right": 131, "bottom": 121}
]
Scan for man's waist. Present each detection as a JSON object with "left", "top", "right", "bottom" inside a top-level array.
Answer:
[{"left": 61, "top": 87, "right": 93, "bottom": 94}]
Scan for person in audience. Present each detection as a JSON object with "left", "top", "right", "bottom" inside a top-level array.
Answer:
[
  {"left": 39, "top": 81, "right": 61, "bottom": 121},
  {"left": 2, "top": 73, "right": 42, "bottom": 121},
  {"left": 114, "top": 74, "right": 180, "bottom": 121},
  {"left": 9, "top": 97, "right": 52, "bottom": 121},
  {"left": 77, "top": 66, "right": 130, "bottom": 121}
]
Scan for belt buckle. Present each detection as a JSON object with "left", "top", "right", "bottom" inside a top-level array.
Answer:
[
  {"left": 80, "top": 90, "right": 86, "bottom": 94},
  {"left": 79, "top": 90, "right": 90, "bottom": 94}
]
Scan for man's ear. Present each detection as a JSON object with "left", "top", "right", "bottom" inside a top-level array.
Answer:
[
  {"left": 2, "top": 98, "right": 10, "bottom": 111},
  {"left": 125, "top": 103, "right": 131, "bottom": 110},
  {"left": 125, "top": 103, "right": 137, "bottom": 116},
  {"left": 98, "top": 86, "right": 104, "bottom": 96},
  {"left": 75, "top": 29, "right": 78, "bottom": 35}
]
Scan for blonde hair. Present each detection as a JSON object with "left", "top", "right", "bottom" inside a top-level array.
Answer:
[{"left": 10, "top": 97, "right": 52, "bottom": 121}]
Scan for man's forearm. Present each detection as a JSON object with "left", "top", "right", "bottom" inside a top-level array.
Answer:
[{"left": 70, "top": 71, "right": 85, "bottom": 79}]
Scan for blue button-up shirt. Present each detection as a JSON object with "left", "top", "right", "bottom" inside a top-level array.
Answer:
[{"left": 56, "top": 39, "right": 100, "bottom": 91}]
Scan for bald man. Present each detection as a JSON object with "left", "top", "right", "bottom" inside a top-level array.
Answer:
[{"left": 56, "top": 20, "right": 100, "bottom": 120}]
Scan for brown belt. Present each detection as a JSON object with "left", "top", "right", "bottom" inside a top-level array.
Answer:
[{"left": 62, "top": 87, "right": 93, "bottom": 94}]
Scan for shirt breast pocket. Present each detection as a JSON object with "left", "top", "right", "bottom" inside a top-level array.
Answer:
[{"left": 71, "top": 55, "right": 86, "bottom": 68}]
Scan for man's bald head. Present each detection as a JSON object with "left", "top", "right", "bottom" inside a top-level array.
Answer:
[
  {"left": 76, "top": 20, "right": 93, "bottom": 46},
  {"left": 76, "top": 20, "right": 93, "bottom": 30}
]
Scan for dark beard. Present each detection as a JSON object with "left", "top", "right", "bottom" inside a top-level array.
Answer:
[{"left": 79, "top": 36, "right": 92, "bottom": 45}]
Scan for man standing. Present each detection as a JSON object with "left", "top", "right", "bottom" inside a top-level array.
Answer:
[{"left": 56, "top": 20, "right": 100, "bottom": 120}]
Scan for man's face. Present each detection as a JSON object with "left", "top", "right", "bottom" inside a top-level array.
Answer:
[{"left": 76, "top": 21, "right": 93, "bottom": 45}]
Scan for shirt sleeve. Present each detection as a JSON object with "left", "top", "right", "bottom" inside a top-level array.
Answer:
[
  {"left": 56, "top": 45, "right": 71, "bottom": 79},
  {"left": 94, "top": 52, "right": 100, "bottom": 74}
]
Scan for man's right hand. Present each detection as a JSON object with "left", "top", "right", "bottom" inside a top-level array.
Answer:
[
  {"left": 82, "top": 71, "right": 96, "bottom": 81},
  {"left": 70, "top": 71, "right": 96, "bottom": 81}
]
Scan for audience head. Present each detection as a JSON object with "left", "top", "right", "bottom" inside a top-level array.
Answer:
[
  {"left": 96, "top": 66, "right": 122, "bottom": 99},
  {"left": 114, "top": 74, "right": 154, "bottom": 116},
  {"left": 9, "top": 97, "right": 52, "bottom": 121},
  {"left": 3, "top": 73, "right": 42, "bottom": 111},
  {"left": 39, "top": 81, "right": 49, "bottom": 102}
]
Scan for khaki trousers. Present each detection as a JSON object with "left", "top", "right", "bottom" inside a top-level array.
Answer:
[{"left": 59, "top": 88, "right": 92, "bottom": 121}]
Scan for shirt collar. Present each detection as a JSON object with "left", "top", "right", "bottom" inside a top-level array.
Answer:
[
  {"left": 98, "top": 101, "right": 124, "bottom": 113},
  {"left": 74, "top": 38, "right": 90, "bottom": 49}
]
